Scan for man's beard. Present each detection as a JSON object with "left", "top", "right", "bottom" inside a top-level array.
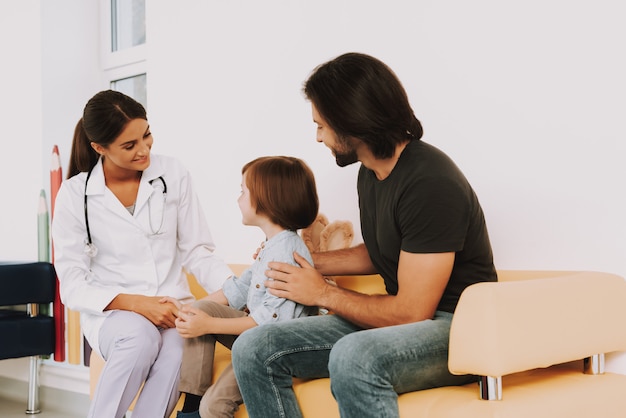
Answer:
[
  {"left": 333, "top": 138, "right": 359, "bottom": 167},
  {"left": 335, "top": 149, "right": 358, "bottom": 167}
]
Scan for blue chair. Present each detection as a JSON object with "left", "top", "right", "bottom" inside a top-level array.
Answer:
[{"left": 0, "top": 261, "right": 56, "bottom": 414}]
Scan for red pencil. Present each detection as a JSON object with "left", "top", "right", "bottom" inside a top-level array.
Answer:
[{"left": 51, "top": 145, "right": 65, "bottom": 362}]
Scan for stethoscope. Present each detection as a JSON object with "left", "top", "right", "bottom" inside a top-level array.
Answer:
[{"left": 83, "top": 166, "right": 167, "bottom": 257}]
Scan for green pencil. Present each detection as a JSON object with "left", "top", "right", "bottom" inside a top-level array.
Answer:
[{"left": 37, "top": 189, "right": 51, "bottom": 359}]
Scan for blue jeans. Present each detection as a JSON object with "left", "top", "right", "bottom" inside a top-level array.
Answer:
[{"left": 231, "top": 311, "right": 475, "bottom": 418}]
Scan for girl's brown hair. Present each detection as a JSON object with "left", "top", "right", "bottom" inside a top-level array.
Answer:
[{"left": 243, "top": 156, "right": 319, "bottom": 231}]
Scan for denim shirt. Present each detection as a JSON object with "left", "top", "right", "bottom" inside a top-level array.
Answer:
[{"left": 222, "top": 230, "right": 318, "bottom": 325}]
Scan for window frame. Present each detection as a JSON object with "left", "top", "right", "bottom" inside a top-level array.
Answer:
[{"left": 99, "top": 0, "right": 147, "bottom": 87}]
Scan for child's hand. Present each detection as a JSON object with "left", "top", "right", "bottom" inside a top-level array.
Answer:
[
  {"left": 174, "top": 305, "right": 210, "bottom": 338},
  {"left": 252, "top": 241, "right": 263, "bottom": 260},
  {"left": 159, "top": 296, "right": 183, "bottom": 311}
]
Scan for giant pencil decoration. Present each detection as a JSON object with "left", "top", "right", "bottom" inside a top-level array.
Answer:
[
  {"left": 37, "top": 189, "right": 51, "bottom": 318},
  {"left": 51, "top": 145, "right": 83, "bottom": 364},
  {"left": 67, "top": 309, "right": 82, "bottom": 364},
  {"left": 50, "top": 145, "right": 65, "bottom": 362}
]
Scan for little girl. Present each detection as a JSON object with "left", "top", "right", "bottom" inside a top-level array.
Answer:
[{"left": 167, "top": 156, "right": 320, "bottom": 418}]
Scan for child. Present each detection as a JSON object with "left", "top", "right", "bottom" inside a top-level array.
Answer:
[{"left": 167, "top": 156, "right": 320, "bottom": 418}]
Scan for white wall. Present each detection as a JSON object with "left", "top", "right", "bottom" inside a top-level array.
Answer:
[
  {"left": 0, "top": 1, "right": 101, "bottom": 262},
  {"left": 41, "top": 0, "right": 102, "bottom": 191},
  {"left": 1, "top": 0, "right": 625, "bottom": 378},
  {"left": 145, "top": 0, "right": 626, "bottom": 278},
  {"left": 0, "top": 1, "right": 42, "bottom": 262},
  {"left": 12, "top": 0, "right": 626, "bottom": 276}
]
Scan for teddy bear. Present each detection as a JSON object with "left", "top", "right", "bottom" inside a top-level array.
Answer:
[
  {"left": 301, "top": 213, "right": 354, "bottom": 254},
  {"left": 300, "top": 213, "right": 354, "bottom": 315}
]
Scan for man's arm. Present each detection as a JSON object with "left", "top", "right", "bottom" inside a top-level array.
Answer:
[
  {"left": 312, "top": 243, "right": 378, "bottom": 276},
  {"left": 265, "top": 250, "right": 454, "bottom": 329}
]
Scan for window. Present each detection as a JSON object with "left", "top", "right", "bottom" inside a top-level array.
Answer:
[
  {"left": 111, "top": 0, "right": 146, "bottom": 52},
  {"left": 111, "top": 73, "right": 147, "bottom": 109},
  {"left": 101, "top": 0, "right": 147, "bottom": 107}
]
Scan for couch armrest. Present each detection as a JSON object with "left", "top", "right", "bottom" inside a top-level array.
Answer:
[{"left": 449, "top": 271, "right": 626, "bottom": 378}]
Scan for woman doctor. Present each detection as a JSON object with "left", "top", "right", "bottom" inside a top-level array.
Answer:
[{"left": 52, "top": 90, "right": 233, "bottom": 418}]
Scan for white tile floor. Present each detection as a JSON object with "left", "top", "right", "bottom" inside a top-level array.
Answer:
[
  {"left": 0, "top": 396, "right": 85, "bottom": 418},
  {"left": 0, "top": 378, "right": 90, "bottom": 418}
]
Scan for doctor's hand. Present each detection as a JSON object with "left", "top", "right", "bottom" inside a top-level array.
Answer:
[
  {"left": 107, "top": 294, "right": 180, "bottom": 328},
  {"left": 175, "top": 305, "right": 211, "bottom": 338},
  {"left": 159, "top": 296, "right": 183, "bottom": 311},
  {"left": 139, "top": 296, "right": 180, "bottom": 328},
  {"left": 265, "top": 252, "right": 330, "bottom": 307}
]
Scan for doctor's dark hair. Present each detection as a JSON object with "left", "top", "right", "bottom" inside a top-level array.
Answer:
[
  {"left": 67, "top": 90, "right": 147, "bottom": 179},
  {"left": 242, "top": 156, "right": 319, "bottom": 231},
  {"left": 303, "top": 52, "right": 423, "bottom": 159}
]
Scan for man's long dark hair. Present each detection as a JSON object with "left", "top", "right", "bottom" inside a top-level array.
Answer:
[{"left": 304, "top": 52, "right": 423, "bottom": 159}]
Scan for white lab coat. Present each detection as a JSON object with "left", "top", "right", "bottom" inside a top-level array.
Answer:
[{"left": 52, "top": 154, "right": 233, "bottom": 356}]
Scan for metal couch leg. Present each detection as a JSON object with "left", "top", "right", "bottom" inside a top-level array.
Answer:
[
  {"left": 26, "top": 303, "right": 41, "bottom": 414},
  {"left": 584, "top": 353, "right": 605, "bottom": 375},
  {"left": 26, "top": 356, "right": 41, "bottom": 414},
  {"left": 479, "top": 375, "right": 502, "bottom": 400}
]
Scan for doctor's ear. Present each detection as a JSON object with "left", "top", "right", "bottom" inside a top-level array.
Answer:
[{"left": 90, "top": 142, "right": 104, "bottom": 156}]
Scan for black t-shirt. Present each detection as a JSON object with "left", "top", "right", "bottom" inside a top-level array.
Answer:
[{"left": 358, "top": 139, "right": 497, "bottom": 313}]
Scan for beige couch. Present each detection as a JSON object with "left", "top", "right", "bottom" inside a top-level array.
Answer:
[{"left": 90, "top": 267, "right": 626, "bottom": 417}]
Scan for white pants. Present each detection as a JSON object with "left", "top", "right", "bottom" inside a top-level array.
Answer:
[{"left": 89, "top": 310, "right": 183, "bottom": 418}]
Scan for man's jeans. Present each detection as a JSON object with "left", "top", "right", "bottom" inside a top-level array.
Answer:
[{"left": 232, "top": 311, "right": 475, "bottom": 418}]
